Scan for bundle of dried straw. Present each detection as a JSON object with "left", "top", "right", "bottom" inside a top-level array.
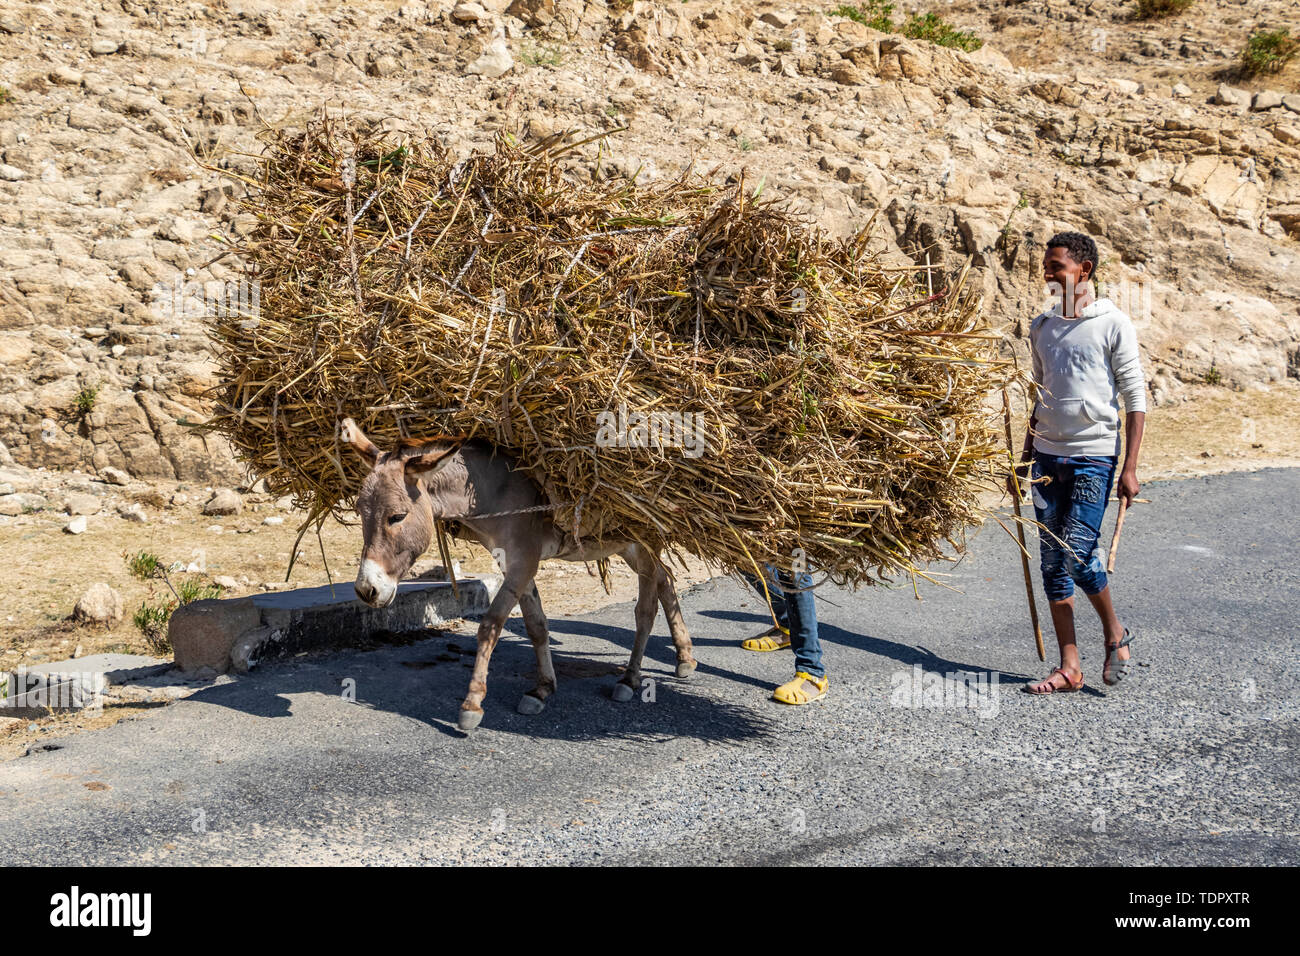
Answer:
[{"left": 206, "top": 115, "right": 1014, "bottom": 588}]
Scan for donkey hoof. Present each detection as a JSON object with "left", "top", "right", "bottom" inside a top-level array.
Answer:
[
  {"left": 516, "top": 694, "right": 546, "bottom": 716},
  {"left": 676, "top": 660, "right": 698, "bottom": 680},
  {"left": 457, "top": 708, "right": 483, "bottom": 732},
  {"left": 611, "top": 682, "right": 635, "bottom": 703}
]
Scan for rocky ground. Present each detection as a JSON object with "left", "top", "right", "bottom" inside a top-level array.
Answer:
[{"left": 1, "top": 0, "right": 1298, "bottom": 714}]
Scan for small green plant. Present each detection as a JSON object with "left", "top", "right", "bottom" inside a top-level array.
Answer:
[
  {"left": 126, "top": 550, "right": 163, "bottom": 581},
  {"left": 74, "top": 385, "right": 99, "bottom": 416},
  {"left": 833, "top": 1, "right": 895, "bottom": 32},
  {"left": 1240, "top": 29, "right": 1298, "bottom": 77},
  {"left": 1134, "top": 0, "right": 1195, "bottom": 19},
  {"left": 519, "top": 41, "right": 566, "bottom": 68},
  {"left": 177, "top": 578, "right": 222, "bottom": 604},
  {"left": 902, "top": 12, "right": 984, "bottom": 51},
  {"left": 1205, "top": 363, "right": 1223, "bottom": 386},
  {"left": 739, "top": 136, "right": 757, "bottom": 152},
  {"left": 132, "top": 601, "right": 175, "bottom": 651},
  {"left": 999, "top": 194, "right": 1029, "bottom": 245},
  {"left": 0, "top": 87, "right": 11, "bottom": 106},
  {"left": 125, "top": 551, "right": 219, "bottom": 652}
]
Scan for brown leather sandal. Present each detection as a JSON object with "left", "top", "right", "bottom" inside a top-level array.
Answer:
[{"left": 1023, "top": 666, "right": 1084, "bottom": 695}]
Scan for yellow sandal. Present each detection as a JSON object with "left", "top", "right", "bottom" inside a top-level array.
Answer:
[
  {"left": 773, "top": 671, "right": 828, "bottom": 705},
  {"left": 741, "top": 624, "right": 791, "bottom": 652}
]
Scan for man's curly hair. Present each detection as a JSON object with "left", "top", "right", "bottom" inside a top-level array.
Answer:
[{"left": 1046, "top": 231, "right": 1099, "bottom": 274}]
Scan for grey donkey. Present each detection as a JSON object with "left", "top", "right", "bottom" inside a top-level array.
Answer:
[{"left": 340, "top": 418, "right": 698, "bottom": 732}]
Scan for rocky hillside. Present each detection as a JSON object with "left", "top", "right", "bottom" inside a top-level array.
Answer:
[{"left": 1, "top": 0, "right": 1297, "bottom": 481}]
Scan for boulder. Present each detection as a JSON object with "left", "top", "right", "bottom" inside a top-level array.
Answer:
[
  {"left": 64, "top": 493, "right": 101, "bottom": 516},
  {"left": 453, "top": 2, "right": 488, "bottom": 22},
  {"left": 73, "top": 583, "right": 123, "bottom": 625},
  {"left": 169, "top": 597, "right": 260, "bottom": 674},
  {"left": 759, "top": 11, "right": 796, "bottom": 28},
  {"left": 101, "top": 466, "right": 130, "bottom": 485},
  {"left": 202, "top": 488, "right": 242, "bottom": 516},
  {"left": 1252, "top": 90, "right": 1283, "bottom": 111},
  {"left": 1214, "top": 83, "right": 1250, "bottom": 108}
]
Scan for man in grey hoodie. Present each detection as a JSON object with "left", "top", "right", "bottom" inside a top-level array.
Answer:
[{"left": 1014, "top": 232, "right": 1146, "bottom": 694}]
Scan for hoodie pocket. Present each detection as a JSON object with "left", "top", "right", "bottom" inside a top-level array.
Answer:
[
  {"left": 1082, "top": 399, "right": 1118, "bottom": 428},
  {"left": 1038, "top": 398, "right": 1095, "bottom": 444}
]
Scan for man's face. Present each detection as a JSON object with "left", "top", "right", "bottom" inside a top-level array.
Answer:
[{"left": 1043, "top": 245, "right": 1093, "bottom": 302}]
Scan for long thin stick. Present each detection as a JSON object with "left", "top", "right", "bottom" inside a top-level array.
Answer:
[
  {"left": 1107, "top": 499, "right": 1128, "bottom": 573},
  {"left": 1001, "top": 389, "right": 1045, "bottom": 661}
]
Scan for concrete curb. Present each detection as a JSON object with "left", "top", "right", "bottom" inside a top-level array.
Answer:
[
  {"left": 169, "top": 575, "right": 503, "bottom": 678},
  {"left": 0, "top": 653, "right": 170, "bottom": 719}
]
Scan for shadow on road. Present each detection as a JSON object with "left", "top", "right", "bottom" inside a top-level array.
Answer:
[
  {"left": 695, "top": 609, "right": 1038, "bottom": 683},
  {"left": 175, "top": 617, "right": 778, "bottom": 745}
]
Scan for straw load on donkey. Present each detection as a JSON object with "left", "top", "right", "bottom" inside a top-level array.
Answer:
[{"left": 205, "top": 116, "right": 1013, "bottom": 730}]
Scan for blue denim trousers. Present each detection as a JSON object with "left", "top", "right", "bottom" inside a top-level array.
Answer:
[
  {"left": 740, "top": 565, "right": 824, "bottom": 679},
  {"left": 1030, "top": 453, "right": 1118, "bottom": 601}
]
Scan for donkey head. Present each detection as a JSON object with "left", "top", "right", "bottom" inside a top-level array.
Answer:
[{"left": 339, "top": 418, "right": 462, "bottom": 607}]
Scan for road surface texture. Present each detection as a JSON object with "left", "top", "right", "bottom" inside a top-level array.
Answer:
[{"left": 2, "top": 469, "right": 1296, "bottom": 865}]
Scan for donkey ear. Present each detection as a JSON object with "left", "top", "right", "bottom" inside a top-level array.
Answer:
[
  {"left": 401, "top": 441, "right": 462, "bottom": 481},
  {"left": 339, "top": 417, "right": 380, "bottom": 466}
]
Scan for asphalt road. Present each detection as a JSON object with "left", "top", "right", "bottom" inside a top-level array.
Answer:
[{"left": 2, "top": 468, "right": 1297, "bottom": 865}]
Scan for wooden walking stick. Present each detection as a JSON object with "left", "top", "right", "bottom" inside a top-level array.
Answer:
[
  {"left": 1107, "top": 499, "right": 1128, "bottom": 573},
  {"left": 1001, "top": 388, "right": 1045, "bottom": 661}
]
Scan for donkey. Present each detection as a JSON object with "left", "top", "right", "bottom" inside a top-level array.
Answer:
[{"left": 339, "top": 418, "right": 698, "bottom": 731}]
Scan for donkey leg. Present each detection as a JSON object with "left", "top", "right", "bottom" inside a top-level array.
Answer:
[
  {"left": 516, "top": 581, "right": 555, "bottom": 716},
  {"left": 458, "top": 567, "right": 533, "bottom": 732},
  {"left": 613, "top": 546, "right": 658, "bottom": 703},
  {"left": 655, "top": 562, "right": 698, "bottom": 679}
]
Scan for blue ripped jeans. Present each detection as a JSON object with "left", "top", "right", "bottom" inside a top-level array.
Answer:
[{"left": 1031, "top": 453, "right": 1117, "bottom": 602}]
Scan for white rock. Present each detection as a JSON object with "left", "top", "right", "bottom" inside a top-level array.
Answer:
[
  {"left": 262, "top": 515, "right": 284, "bottom": 526},
  {"left": 117, "top": 502, "right": 147, "bottom": 522},
  {"left": 213, "top": 575, "right": 239, "bottom": 590},
  {"left": 90, "top": 39, "right": 120, "bottom": 55},
  {"left": 159, "top": 217, "right": 195, "bottom": 243},
  {"left": 0, "top": 164, "right": 26, "bottom": 181},
  {"left": 101, "top": 466, "right": 130, "bottom": 485},
  {"left": 467, "top": 36, "right": 513, "bottom": 78},
  {"left": 65, "top": 515, "right": 87, "bottom": 534}
]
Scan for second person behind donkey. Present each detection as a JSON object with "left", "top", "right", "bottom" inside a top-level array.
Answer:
[{"left": 739, "top": 564, "right": 827, "bottom": 704}]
